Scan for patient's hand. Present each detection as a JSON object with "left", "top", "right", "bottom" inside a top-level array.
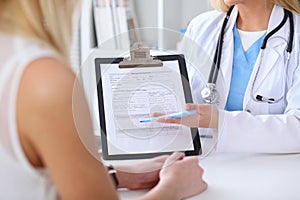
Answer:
[
  {"left": 115, "top": 155, "right": 169, "bottom": 190},
  {"left": 138, "top": 152, "right": 207, "bottom": 200},
  {"left": 158, "top": 152, "right": 207, "bottom": 199}
]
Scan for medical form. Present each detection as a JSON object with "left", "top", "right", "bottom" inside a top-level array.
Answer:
[{"left": 95, "top": 55, "right": 201, "bottom": 159}]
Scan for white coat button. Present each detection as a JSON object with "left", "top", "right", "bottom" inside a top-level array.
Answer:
[{"left": 246, "top": 109, "right": 251, "bottom": 113}]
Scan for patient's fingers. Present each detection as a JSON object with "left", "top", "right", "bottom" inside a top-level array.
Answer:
[{"left": 162, "top": 152, "right": 185, "bottom": 168}]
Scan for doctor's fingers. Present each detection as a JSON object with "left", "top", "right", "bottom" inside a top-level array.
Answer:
[
  {"left": 185, "top": 104, "right": 219, "bottom": 128},
  {"left": 156, "top": 117, "right": 182, "bottom": 124},
  {"left": 156, "top": 115, "right": 202, "bottom": 128},
  {"left": 151, "top": 112, "right": 165, "bottom": 117},
  {"left": 185, "top": 103, "right": 213, "bottom": 114}
]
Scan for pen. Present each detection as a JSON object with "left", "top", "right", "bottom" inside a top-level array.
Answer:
[{"left": 140, "top": 110, "right": 197, "bottom": 123}]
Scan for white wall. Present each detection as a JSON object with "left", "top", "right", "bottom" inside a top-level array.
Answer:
[
  {"left": 132, "top": 0, "right": 158, "bottom": 47},
  {"left": 181, "top": 0, "right": 212, "bottom": 28},
  {"left": 132, "top": 0, "right": 212, "bottom": 50}
]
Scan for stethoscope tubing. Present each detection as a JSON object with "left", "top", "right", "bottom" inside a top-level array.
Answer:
[
  {"left": 208, "top": 6, "right": 234, "bottom": 84},
  {"left": 206, "top": 5, "right": 294, "bottom": 104}
]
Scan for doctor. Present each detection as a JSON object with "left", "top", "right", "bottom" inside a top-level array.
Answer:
[{"left": 159, "top": 0, "right": 300, "bottom": 153}]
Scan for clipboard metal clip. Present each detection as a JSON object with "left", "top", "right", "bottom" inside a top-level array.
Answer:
[{"left": 119, "top": 42, "right": 163, "bottom": 68}]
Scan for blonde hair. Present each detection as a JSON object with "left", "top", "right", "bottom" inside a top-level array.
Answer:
[
  {"left": 210, "top": 0, "right": 300, "bottom": 14},
  {"left": 0, "top": 0, "right": 78, "bottom": 60}
]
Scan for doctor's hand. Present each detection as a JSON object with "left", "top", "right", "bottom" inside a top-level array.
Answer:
[{"left": 155, "top": 104, "right": 219, "bottom": 129}]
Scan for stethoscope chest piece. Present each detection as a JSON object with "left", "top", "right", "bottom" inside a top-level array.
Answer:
[{"left": 201, "top": 83, "right": 219, "bottom": 104}]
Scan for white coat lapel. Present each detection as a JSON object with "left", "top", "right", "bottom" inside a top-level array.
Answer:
[
  {"left": 243, "top": 48, "right": 279, "bottom": 106},
  {"left": 244, "top": 5, "right": 287, "bottom": 107}
]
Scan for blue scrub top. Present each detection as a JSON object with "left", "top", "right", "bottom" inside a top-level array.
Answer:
[{"left": 225, "top": 24, "right": 266, "bottom": 111}]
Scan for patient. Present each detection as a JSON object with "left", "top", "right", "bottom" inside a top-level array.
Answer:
[{"left": 0, "top": 1, "right": 207, "bottom": 200}]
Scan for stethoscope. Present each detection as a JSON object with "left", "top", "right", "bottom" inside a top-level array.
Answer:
[{"left": 201, "top": 5, "right": 294, "bottom": 105}]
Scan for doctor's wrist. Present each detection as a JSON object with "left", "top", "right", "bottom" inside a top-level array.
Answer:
[{"left": 209, "top": 106, "right": 219, "bottom": 129}]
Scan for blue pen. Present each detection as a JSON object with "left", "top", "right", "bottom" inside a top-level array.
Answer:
[{"left": 140, "top": 110, "right": 197, "bottom": 123}]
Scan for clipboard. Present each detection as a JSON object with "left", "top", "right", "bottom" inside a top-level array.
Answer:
[{"left": 95, "top": 44, "right": 201, "bottom": 160}]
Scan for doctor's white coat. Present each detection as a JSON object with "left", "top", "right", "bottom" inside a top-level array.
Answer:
[{"left": 183, "top": 5, "right": 300, "bottom": 153}]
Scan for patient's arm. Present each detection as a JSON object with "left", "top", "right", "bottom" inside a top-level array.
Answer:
[
  {"left": 17, "top": 58, "right": 118, "bottom": 200},
  {"left": 17, "top": 57, "right": 207, "bottom": 200}
]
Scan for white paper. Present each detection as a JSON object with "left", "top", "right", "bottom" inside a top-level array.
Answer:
[{"left": 101, "top": 60, "right": 194, "bottom": 155}]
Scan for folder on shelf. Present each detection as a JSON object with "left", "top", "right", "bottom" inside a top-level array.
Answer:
[
  {"left": 94, "top": 6, "right": 115, "bottom": 48},
  {"left": 80, "top": 0, "right": 97, "bottom": 64},
  {"left": 94, "top": 0, "right": 130, "bottom": 49},
  {"left": 116, "top": 5, "right": 130, "bottom": 49}
]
